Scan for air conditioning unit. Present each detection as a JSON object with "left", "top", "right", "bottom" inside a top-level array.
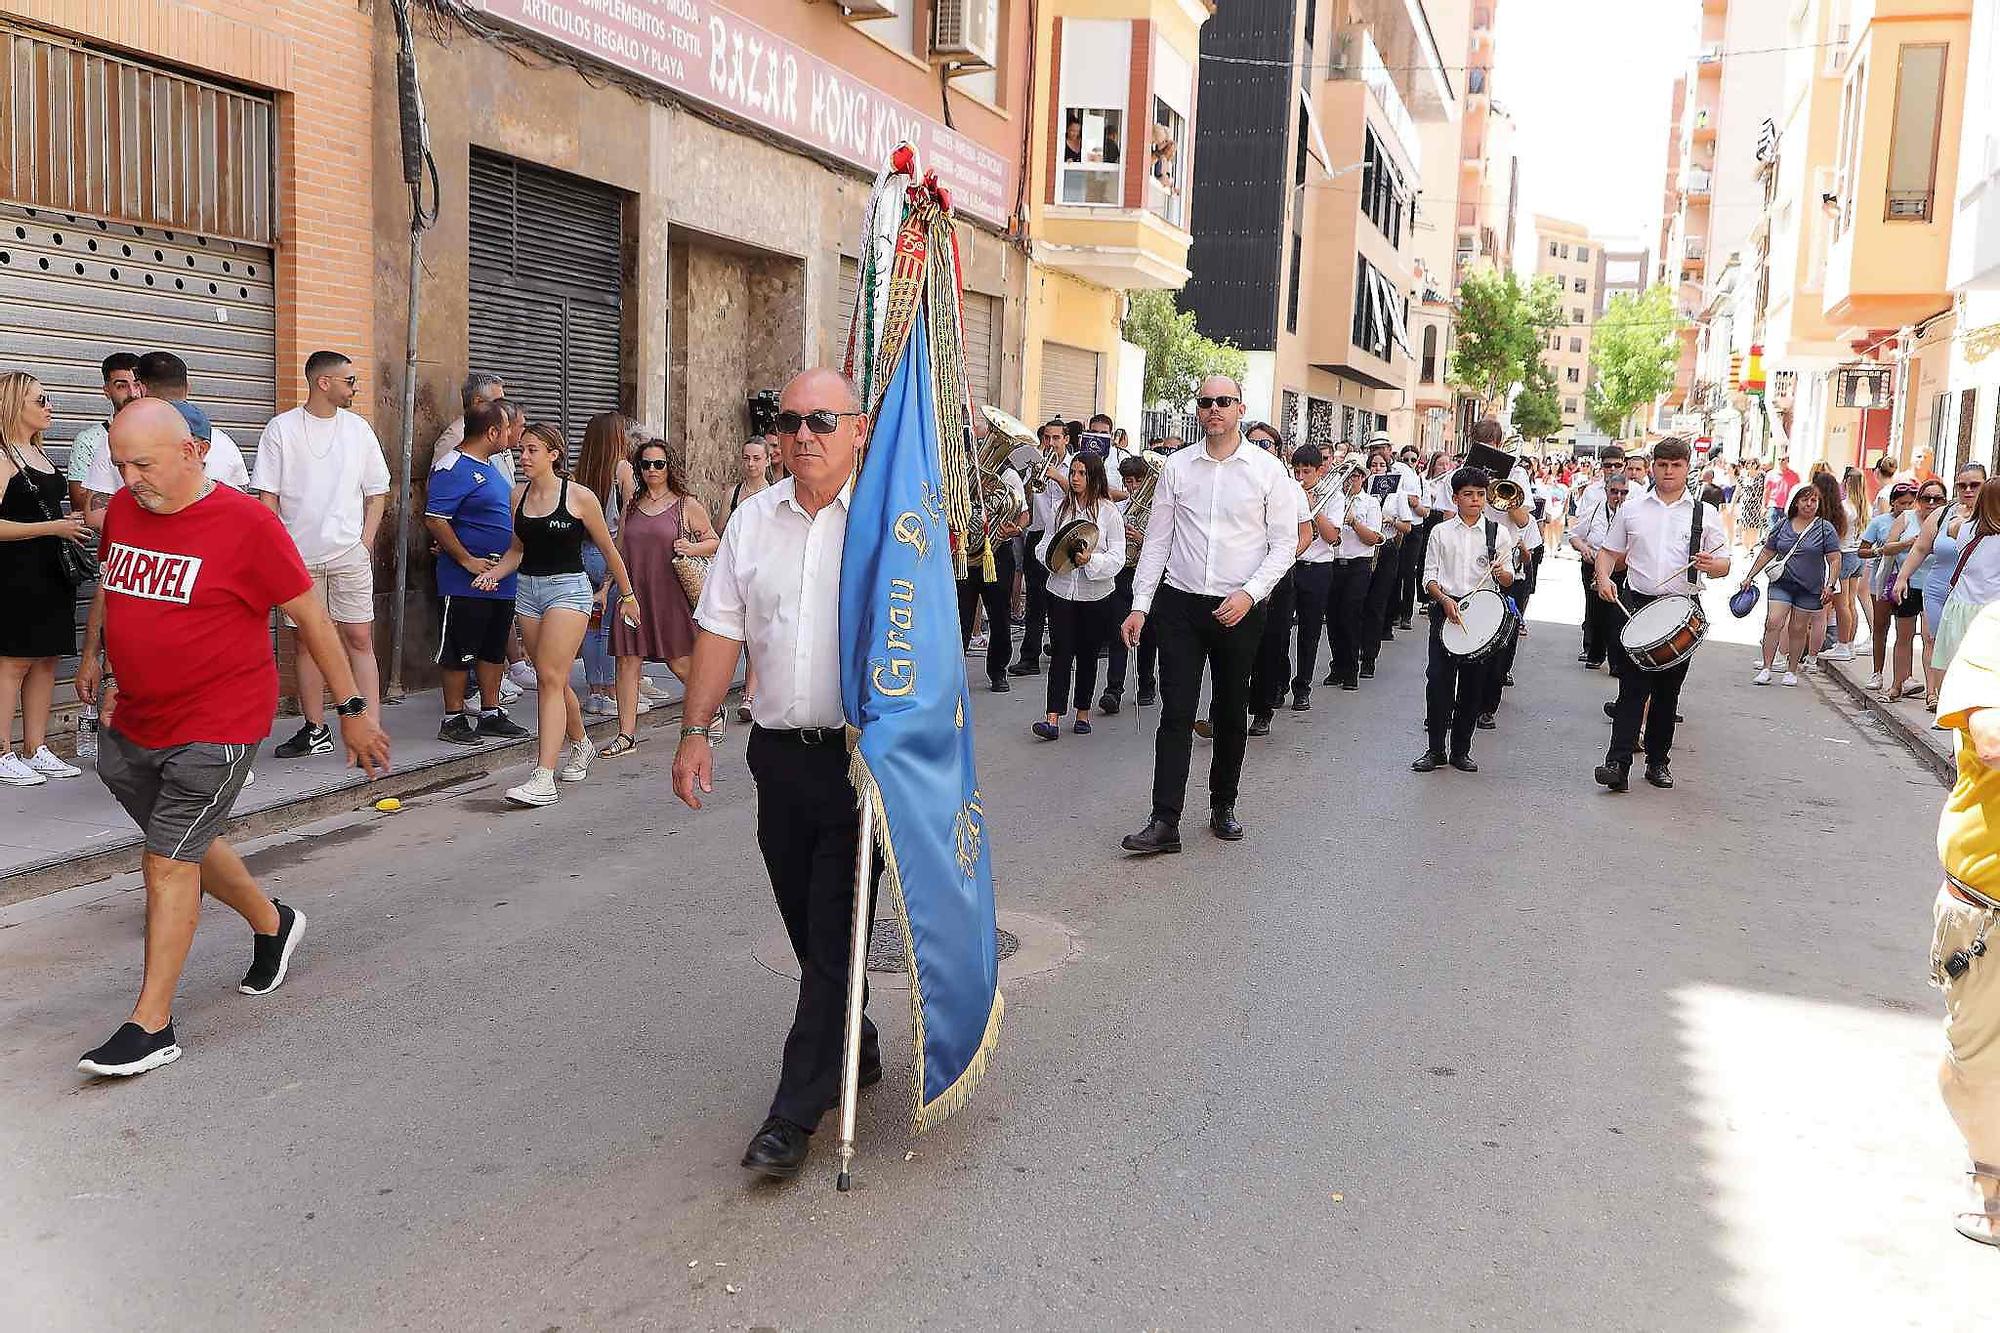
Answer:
[
  {"left": 931, "top": 0, "right": 997, "bottom": 70},
  {"left": 840, "top": 0, "right": 901, "bottom": 19}
]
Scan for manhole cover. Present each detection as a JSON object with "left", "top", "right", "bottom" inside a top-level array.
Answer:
[{"left": 866, "top": 920, "right": 1019, "bottom": 973}]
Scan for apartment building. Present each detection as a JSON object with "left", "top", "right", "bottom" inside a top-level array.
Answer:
[
  {"left": 1943, "top": 0, "right": 2000, "bottom": 474},
  {"left": 1533, "top": 215, "right": 1600, "bottom": 445},
  {"left": 1596, "top": 245, "right": 1652, "bottom": 315},
  {"left": 1182, "top": 0, "right": 1455, "bottom": 449},
  {"left": 1027, "top": 0, "right": 1212, "bottom": 429}
]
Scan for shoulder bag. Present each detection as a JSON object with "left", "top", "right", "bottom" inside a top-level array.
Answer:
[
  {"left": 671, "top": 497, "right": 712, "bottom": 607},
  {"left": 4, "top": 441, "right": 96, "bottom": 587}
]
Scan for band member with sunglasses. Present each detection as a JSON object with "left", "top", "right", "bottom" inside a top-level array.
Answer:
[
  {"left": 673, "top": 370, "right": 882, "bottom": 1182},
  {"left": 1008, "top": 418, "right": 1074, "bottom": 680},
  {"left": 1119, "top": 375, "right": 1298, "bottom": 853}
]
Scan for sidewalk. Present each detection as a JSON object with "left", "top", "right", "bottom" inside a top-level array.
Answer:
[
  {"left": 1816, "top": 645, "right": 1954, "bottom": 781},
  {"left": 0, "top": 663, "right": 726, "bottom": 904}
]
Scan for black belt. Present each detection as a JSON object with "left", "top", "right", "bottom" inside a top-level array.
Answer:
[{"left": 751, "top": 723, "right": 845, "bottom": 747}]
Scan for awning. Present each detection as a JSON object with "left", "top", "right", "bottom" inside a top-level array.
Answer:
[{"left": 1298, "top": 83, "right": 1335, "bottom": 174}]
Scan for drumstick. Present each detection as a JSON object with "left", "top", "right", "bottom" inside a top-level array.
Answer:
[{"left": 1601, "top": 555, "right": 1708, "bottom": 617}]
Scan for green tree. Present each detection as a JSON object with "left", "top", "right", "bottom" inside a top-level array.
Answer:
[
  {"left": 1122, "top": 290, "right": 1249, "bottom": 410},
  {"left": 1588, "top": 286, "right": 1681, "bottom": 438},
  {"left": 1447, "top": 269, "right": 1564, "bottom": 414},
  {"left": 1511, "top": 357, "right": 1562, "bottom": 442}
]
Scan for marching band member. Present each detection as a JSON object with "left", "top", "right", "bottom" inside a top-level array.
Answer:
[
  {"left": 1288, "top": 445, "right": 1345, "bottom": 712},
  {"left": 957, "top": 423, "right": 1029, "bottom": 693},
  {"left": 1414, "top": 467, "right": 1517, "bottom": 773},
  {"left": 1591, "top": 437, "right": 1731, "bottom": 793},
  {"left": 1247, "top": 423, "right": 1312, "bottom": 735},
  {"left": 1008, "top": 418, "right": 1073, "bottom": 680},
  {"left": 1119, "top": 375, "right": 1297, "bottom": 853},
  {"left": 1393, "top": 445, "right": 1432, "bottom": 631},
  {"left": 1033, "top": 454, "right": 1126, "bottom": 741},
  {"left": 1100, "top": 453, "right": 1155, "bottom": 714},
  {"left": 1570, "top": 471, "right": 1632, "bottom": 672},
  {"left": 1323, "top": 462, "right": 1384, "bottom": 692},
  {"left": 1361, "top": 447, "right": 1412, "bottom": 675},
  {"left": 1568, "top": 446, "right": 1626, "bottom": 667}
]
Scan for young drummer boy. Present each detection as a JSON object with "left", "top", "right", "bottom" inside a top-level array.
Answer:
[{"left": 1414, "top": 467, "right": 1518, "bottom": 773}]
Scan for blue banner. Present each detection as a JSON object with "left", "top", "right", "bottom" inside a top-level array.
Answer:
[{"left": 840, "top": 307, "right": 1003, "bottom": 1131}]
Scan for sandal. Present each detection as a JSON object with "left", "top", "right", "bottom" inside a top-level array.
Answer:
[
  {"left": 1956, "top": 1162, "right": 2000, "bottom": 1248},
  {"left": 601, "top": 733, "right": 637, "bottom": 757}
]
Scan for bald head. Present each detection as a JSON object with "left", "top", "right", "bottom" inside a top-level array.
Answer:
[
  {"left": 784, "top": 367, "right": 862, "bottom": 414},
  {"left": 1194, "top": 373, "right": 1246, "bottom": 446},
  {"left": 109, "top": 397, "right": 208, "bottom": 513}
]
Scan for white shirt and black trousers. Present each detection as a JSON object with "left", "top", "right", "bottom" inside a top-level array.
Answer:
[
  {"left": 1037, "top": 497, "right": 1126, "bottom": 716},
  {"left": 1132, "top": 441, "right": 1297, "bottom": 827},
  {"left": 1323, "top": 491, "right": 1382, "bottom": 689},
  {"left": 695, "top": 479, "right": 879, "bottom": 1132},
  {"left": 1599, "top": 489, "right": 1726, "bottom": 773},
  {"left": 1250, "top": 485, "right": 1310, "bottom": 717},
  {"left": 957, "top": 527, "right": 1019, "bottom": 686},
  {"left": 1014, "top": 469, "right": 1066, "bottom": 672},
  {"left": 1363, "top": 484, "right": 1406, "bottom": 669},
  {"left": 1422, "top": 515, "right": 1514, "bottom": 762}
]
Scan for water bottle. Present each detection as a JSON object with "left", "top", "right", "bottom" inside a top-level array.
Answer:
[{"left": 76, "top": 703, "right": 98, "bottom": 761}]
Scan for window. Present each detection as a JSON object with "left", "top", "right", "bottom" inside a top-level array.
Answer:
[
  {"left": 1569, "top": 336, "right": 1583, "bottom": 353},
  {"left": 1421, "top": 325, "right": 1439, "bottom": 382},
  {"left": 1360, "top": 128, "right": 1405, "bottom": 247},
  {"left": 1056, "top": 19, "right": 1132, "bottom": 208},
  {"left": 1576, "top": 245, "right": 1590, "bottom": 262},
  {"left": 1572, "top": 307, "right": 1585, "bottom": 324},
  {"left": 1573, "top": 277, "right": 1587, "bottom": 294},
  {"left": 1885, "top": 43, "right": 1948, "bottom": 221},
  {"left": 1468, "top": 68, "right": 1487, "bottom": 95},
  {"left": 1548, "top": 241, "right": 1558, "bottom": 258},
  {"left": 1564, "top": 397, "right": 1579, "bottom": 414},
  {"left": 1559, "top": 243, "right": 1570, "bottom": 259},
  {"left": 1353, "top": 255, "right": 1401, "bottom": 361},
  {"left": 1566, "top": 367, "right": 1581, "bottom": 383},
  {"left": 1147, "top": 96, "right": 1187, "bottom": 226},
  {"left": 1285, "top": 231, "right": 1304, "bottom": 334}
]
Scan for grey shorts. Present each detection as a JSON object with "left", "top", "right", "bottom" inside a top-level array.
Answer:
[{"left": 97, "top": 727, "right": 258, "bottom": 862}]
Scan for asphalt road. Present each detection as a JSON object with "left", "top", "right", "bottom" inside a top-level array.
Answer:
[{"left": 2, "top": 551, "right": 1989, "bottom": 1331}]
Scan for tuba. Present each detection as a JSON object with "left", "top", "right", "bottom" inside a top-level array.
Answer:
[
  {"left": 970, "top": 406, "right": 1040, "bottom": 557},
  {"left": 1120, "top": 450, "right": 1169, "bottom": 568},
  {"left": 1490, "top": 477, "right": 1527, "bottom": 512}
]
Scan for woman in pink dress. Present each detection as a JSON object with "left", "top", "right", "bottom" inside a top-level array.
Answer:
[{"left": 604, "top": 439, "right": 717, "bottom": 756}]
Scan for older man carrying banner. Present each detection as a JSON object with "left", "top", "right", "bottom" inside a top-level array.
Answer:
[{"left": 1932, "top": 600, "right": 2000, "bottom": 1246}]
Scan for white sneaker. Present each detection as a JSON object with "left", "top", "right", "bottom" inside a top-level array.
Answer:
[
  {"left": 505, "top": 766, "right": 560, "bottom": 807},
  {"left": 583, "top": 695, "right": 617, "bottom": 717},
  {"left": 498, "top": 677, "right": 524, "bottom": 704},
  {"left": 638, "top": 678, "right": 671, "bottom": 703},
  {"left": 1753, "top": 668, "right": 1773, "bottom": 685},
  {"left": 0, "top": 752, "right": 47, "bottom": 786},
  {"left": 1864, "top": 672, "right": 1883, "bottom": 691},
  {"left": 507, "top": 661, "right": 538, "bottom": 691},
  {"left": 557, "top": 737, "right": 595, "bottom": 782},
  {"left": 1782, "top": 671, "right": 1799, "bottom": 687},
  {"left": 1824, "top": 643, "right": 1855, "bottom": 662},
  {"left": 968, "top": 632, "right": 990, "bottom": 652},
  {"left": 27, "top": 746, "right": 81, "bottom": 778},
  {"left": 736, "top": 697, "right": 754, "bottom": 725},
  {"left": 633, "top": 695, "right": 654, "bottom": 715}
]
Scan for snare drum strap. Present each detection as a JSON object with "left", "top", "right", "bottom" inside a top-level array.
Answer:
[{"left": 1688, "top": 494, "right": 1705, "bottom": 593}]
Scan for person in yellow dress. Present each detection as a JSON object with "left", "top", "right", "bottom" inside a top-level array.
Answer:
[{"left": 1932, "top": 600, "right": 2000, "bottom": 1246}]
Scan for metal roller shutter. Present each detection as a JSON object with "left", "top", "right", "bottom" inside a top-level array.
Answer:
[
  {"left": 962, "top": 291, "right": 999, "bottom": 410},
  {"left": 1038, "top": 341, "right": 1101, "bottom": 425},
  {"left": 829, "top": 254, "right": 860, "bottom": 370},
  {"left": 467, "top": 151, "right": 624, "bottom": 455}
]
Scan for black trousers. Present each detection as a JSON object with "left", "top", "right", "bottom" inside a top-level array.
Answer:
[
  {"left": 1605, "top": 593, "right": 1691, "bottom": 766},
  {"left": 1047, "top": 593, "right": 1115, "bottom": 715},
  {"left": 1362, "top": 541, "right": 1401, "bottom": 665},
  {"left": 1579, "top": 558, "right": 1603, "bottom": 662},
  {"left": 1249, "top": 570, "right": 1297, "bottom": 715},
  {"left": 1018, "top": 533, "right": 1050, "bottom": 665},
  {"left": 1150, "top": 583, "right": 1266, "bottom": 825},
  {"left": 1425, "top": 603, "right": 1488, "bottom": 760},
  {"left": 1104, "top": 564, "right": 1155, "bottom": 696},
  {"left": 956, "top": 539, "right": 1019, "bottom": 684},
  {"left": 1326, "top": 559, "right": 1372, "bottom": 682},
  {"left": 1291, "top": 561, "right": 1334, "bottom": 694},
  {"left": 746, "top": 727, "right": 880, "bottom": 1130},
  {"left": 1395, "top": 525, "right": 1426, "bottom": 624}
]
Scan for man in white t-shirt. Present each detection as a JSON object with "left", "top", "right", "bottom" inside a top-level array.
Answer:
[
  {"left": 252, "top": 351, "right": 391, "bottom": 759},
  {"left": 84, "top": 351, "right": 249, "bottom": 527}
]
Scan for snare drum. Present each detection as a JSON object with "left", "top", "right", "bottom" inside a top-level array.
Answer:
[
  {"left": 1618, "top": 594, "right": 1709, "bottom": 672},
  {"left": 1439, "top": 589, "right": 1518, "bottom": 661}
]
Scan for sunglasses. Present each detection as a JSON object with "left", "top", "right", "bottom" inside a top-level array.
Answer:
[
  {"left": 1195, "top": 396, "right": 1239, "bottom": 410},
  {"left": 1959, "top": 481, "right": 1983, "bottom": 491},
  {"left": 637, "top": 458, "right": 670, "bottom": 472},
  {"left": 773, "top": 408, "right": 863, "bottom": 436},
  {"left": 31, "top": 393, "right": 51, "bottom": 407},
  {"left": 1920, "top": 492, "right": 1947, "bottom": 503}
]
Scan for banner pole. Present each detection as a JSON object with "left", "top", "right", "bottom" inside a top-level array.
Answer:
[{"left": 835, "top": 802, "right": 874, "bottom": 1192}]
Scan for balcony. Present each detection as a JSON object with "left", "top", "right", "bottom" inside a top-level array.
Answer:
[
  {"left": 1682, "top": 239, "right": 1707, "bottom": 273},
  {"left": 1037, "top": 207, "right": 1192, "bottom": 289},
  {"left": 1683, "top": 166, "right": 1712, "bottom": 198},
  {"left": 1330, "top": 6, "right": 1454, "bottom": 127},
  {"left": 1331, "top": 25, "right": 1423, "bottom": 173}
]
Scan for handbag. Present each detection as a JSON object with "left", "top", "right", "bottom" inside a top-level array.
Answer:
[
  {"left": 670, "top": 497, "right": 712, "bottom": 607},
  {"left": 5, "top": 441, "right": 96, "bottom": 587}
]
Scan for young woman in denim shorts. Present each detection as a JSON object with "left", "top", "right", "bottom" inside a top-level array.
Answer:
[{"left": 475, "top": 422, "right": 638, "bottom": 807}]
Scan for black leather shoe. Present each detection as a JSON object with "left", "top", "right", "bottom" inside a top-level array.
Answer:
[
  {"left": 1135, "top": 686, "right": 1157, "bottom": 707},
  {"left": 1594, "top": 761, "right": 1630, "bottom": 793},
  {"left": 1324, "top": 669, "right": 1339, "bottom": 686},
  {"left": 1247, "top": 713, "right": 1271, "bottom": 736},
  {"left": 1449, "top": 755, "right": 1478, "bottom": 773},
  {"left": 1121, "top": 820, "right": 1182, "bottom": 854},
  {"left": 1411, "top": 751, "right": 1445, "bottom": 773},
  {"left": 1503, "top": 674, "right": 1515, "bottom": 687},
  {"left": 1398, "top": 617, "right": 1414, "bottom": 631},
  {"left": 1209, "top": 806, "right": 1244, "bottom": 841},
  {"left": 1381, "top": 630, "right": 1395, "bottom": 643},
  {"left": 1360, "top": 663, "right": 1376, "bottom": 679},
  {"left": 1584, "top": 659, "right": 1603, "bottom": 669},
  {"left": 1340, "top": 677, "right": 1359, "bottom": 691},
  {"left": 1577, "top": 650, "right": 1589, "bottom": 662},
  {"left": 1007, "top": 660, "right": 1040, "bottom": 677},
  {"left": 741, "top": 1116, "right": 811, "bottom": 1179},
  {"left": 989, "top": 676, "right": 1011, "bottom": 693},
  {"left": 1476, "top": 713, "right": 1497, "bottom": 730},
  {"left": 1603, "top": 701, "right": 1617, "bottom": 719},
  {"left": 1290, "top": 689, "right": 1311, "bottom": 711},
  {"left": 1645, "top": 762, "right": 1674, "bottom": 789},
  {"left": 1098, "top": 692, "right": 1120, "bottom": 715}
]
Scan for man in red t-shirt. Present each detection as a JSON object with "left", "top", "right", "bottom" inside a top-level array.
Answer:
[{"left": 72, "top": 398, "right": 391, "bottom": 1078}]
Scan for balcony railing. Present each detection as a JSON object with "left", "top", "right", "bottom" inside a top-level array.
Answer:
[
  {"left": 1886, "top": 189, "right": 1933, "bottom": 222},
  {"left": 1684, "top": 167, "right": 1712, "bottom": 196},
  {"left": 1332, "top": 26, "right": 1421, "bottom": 175}
]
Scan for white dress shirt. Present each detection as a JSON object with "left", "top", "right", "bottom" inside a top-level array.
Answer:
[
  {"left": 694, "top": 476, "right": 849, "bottom": 729},
  {"left": 1423, "top": 513, "right": 1517, "bottom": 599},
  {"left": 87, "top": 422, "right": 248, "bottom": 494},
  {"left": 1600, "top": 486, "right": 1728, "bottom": 596},
  {"left": 1499, "top": 507, "right": 1542, "bottom": 554},
  {"left": 1036, "top": 496, "right": 1126, "bottom": 602},
  {"left": 1131, "top": 436, "right": 1298, "bottom": 612},
  {"left": 1426, "top": 473, "right": 1456, "bottom": 512},
  {"left": 1574, "top": 496, "right": 1626, "bottom": 554},
  {"left": 1027, "top": 454, "right": 1069, "bottom": 533},
  {"left": 1331, "top": 490, "right": 1383, "bottom": 560},
  {"left": 1299, "top": 481, "right": 1341, "bottom": 564}
]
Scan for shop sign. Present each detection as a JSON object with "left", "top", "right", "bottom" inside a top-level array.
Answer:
[
  {"left": 472, "top": 0, "right": 1012, "bottom": 225},
  {"left": 1835, "top": 364, "right": 1894, "bottom": 410}
]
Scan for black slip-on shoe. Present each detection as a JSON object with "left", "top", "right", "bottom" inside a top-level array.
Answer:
[{"left": 78, "top": 1021, "right": 181, "bottom": 1077}]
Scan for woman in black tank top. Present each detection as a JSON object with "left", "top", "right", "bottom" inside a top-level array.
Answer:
[{"left": 475, "top": 423, "right": 637, "bottom": 807}]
